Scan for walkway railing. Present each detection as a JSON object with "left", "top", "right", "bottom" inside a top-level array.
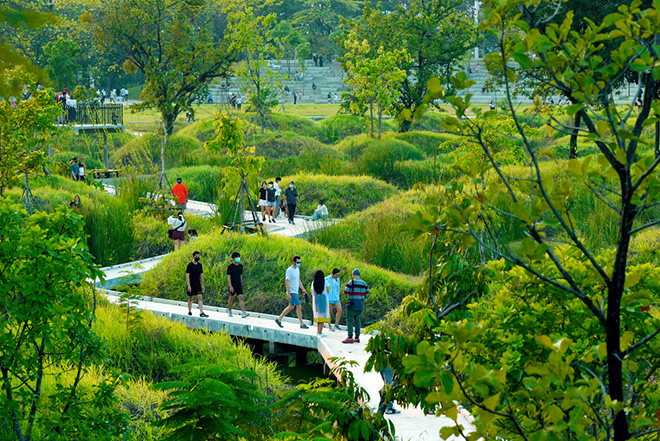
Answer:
[{"left": 61, "top": 103, "right": 124, "bottom": 126}]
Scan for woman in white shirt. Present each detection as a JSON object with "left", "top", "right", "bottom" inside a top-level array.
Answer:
[
  {"left": 167, "top": 212, "right": 187, "bottom": 251},
  {"left": 310, "top": 199, "right": 329, "bottom": 221},
  {"left": 78, "top": 161, "right": 85, "bottom": 181}
]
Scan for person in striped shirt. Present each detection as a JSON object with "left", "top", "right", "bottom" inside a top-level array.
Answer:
[{"left": 342, "top": 269, "right": 369, "bottom": 344}]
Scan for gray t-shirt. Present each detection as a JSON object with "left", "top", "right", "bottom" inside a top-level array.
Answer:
[
  {"left": 284, "top": 187, "right": 298, "bottom": 205},
  {"left": 285, "top": 266, "right": 300, "bottom": 294}
]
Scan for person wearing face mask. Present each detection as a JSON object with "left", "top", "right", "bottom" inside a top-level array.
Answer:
[
  {"left": 258, "top": 181, "right": 268, "bottom": 222},
  {"left": 275, "top": 255, "right": 309, "bottom": 329},
  {"left": 284, "top": 181, "right": 300, "bottom": 225},
  {"left": 266, "top": 181, "right": 277, "bottom": 223},
  {"left": 227, "top": 251, "right": 248, "bottom": 318},
  {"left": 186, "top": 251, "right": 208, "bottom": 317},
  {"left": 167, "top": 211, "right": 187, "bottom": 251},
  {"left": 325, "top": 268, "right": 342, "bottom": 331}
]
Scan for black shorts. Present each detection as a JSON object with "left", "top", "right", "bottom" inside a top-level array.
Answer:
[
  {"left": 187, "top": 290, "right": 202, "bottom": 297},
  {"left": 229, "top": 288, "right": 244, "bottom": 296}
]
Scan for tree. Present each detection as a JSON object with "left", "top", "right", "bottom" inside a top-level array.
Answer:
[
  {"left": 340, "top": 33, "right": 408, "bottom": 138},
  {"left": 43, "top": 38, "right": 82, "bottom": 90},
  {"left": 343, "top": 0, "right": 478, "bottom": 132},
  {"left": 83, "top": 0, "right": 236, "bottom": 134},
  {"left": 369, "top": 1, "right": 660, "bottom": 441},
  {"left": 0, "top": 200, "right": 126, "bottom": 440},
  {"left": 0, "top": 69, "right": 59, "bottom": 209}
]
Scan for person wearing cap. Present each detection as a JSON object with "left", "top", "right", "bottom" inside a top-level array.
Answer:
[
  {"left": 342, "top": 269, "right": 369, "bottom": 344},
  {"left": 172, "top": 177, "right": 189, "bottom": 211}
]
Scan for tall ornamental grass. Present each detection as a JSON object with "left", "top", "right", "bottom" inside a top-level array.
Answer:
[{"left": 140, "top": 232, "right": 420, "bottom": 325}]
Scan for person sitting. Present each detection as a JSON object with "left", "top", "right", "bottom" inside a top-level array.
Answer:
[
  {"left": 68, "top": 194, "right": 81, "bottom": 209},
  {"left": 310, "top": 200, "right": 329, "bottom": 220}
]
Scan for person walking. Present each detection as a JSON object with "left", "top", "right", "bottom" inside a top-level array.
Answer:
[
  {"left": 342, "top": 269, "right": 369, "bottom": 344},
  {"left": 186, "top": 251, "right": 208, "bottom": 317},
  {"left": 258, "top": 181, "right": 268, "bottom": 222},
  {"left": 274, "top": 177, "right": 282, "bottom": 218},
  {"left": 172, "top": 177, "right": 189, "bottom": 211},
  {"left": 167, "top": 211, "right": 187, "bottom": 251},
  {"left": 297, "top": 91, "right": 302, "bottom": 104},
  {"left": 227, "top": 251, "right": 248, "bottom": 318},
  {"left": 78, "top": 161, "right": 86, "bottom": 181},
  {"left": 312, "top": 82, "right": 317, "bottom": 94},
  {"left": 378, "top": 366, "right": 401, "bottom": 414},
  {"left": 284, "top": 181, "right": 300, "bottom": 225},
  {"left": 319, "top": 54, "right": 324, "bottom": 67},
  {"left": 327, "top": 92, "right": 332, "bottom": 103},
  {"left": 313, "top": 54, "right": 318, "bottom": 66},
  {"left": 266, "top": 181, "right": 277, "bottom": 223},
  {"left": 236, "top": 95, "right": 242, "bottom": 111},
  {"left": 70, "top": 158, "right": 80, "bottom": 181},
  {"left": 293, "top": 91, "right": 298, "bottom": 105},
  {"left": 274, "top": 255, "right": 309, "bottom": 329},
  {"left": 311, "top": 270, "right": 330, "bottom": 337},
  {"left": 326, "top": 268, "right": 342, "bottom": 331}
]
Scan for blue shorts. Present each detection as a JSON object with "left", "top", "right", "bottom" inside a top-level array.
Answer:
[
  {"left": 329, "top": 300, "right": 340, "bottom": 305},
  {"left": 289, "top": 293, "right": 301, "bottom": 306},
  {"left": 267, "top": 201, "right": 276, "bottom": 207}
]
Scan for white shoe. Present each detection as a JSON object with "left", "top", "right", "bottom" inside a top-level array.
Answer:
[
  {"left": 228, "top": 311, "right": 233, "bottom": 317},
  {"left": 329, "top": 325, "right": 335, "bottom": 332},
  {"left": 317, "top": 333, "right": 326, "bottom": 337},
  {"left": 241, "top": 311, "right": 249, "bottom": 318}
]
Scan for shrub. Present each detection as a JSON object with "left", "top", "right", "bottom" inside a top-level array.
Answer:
[
  {"left": 391, "top": 131, "right": 460, "bottom": 157},
  {"left": 139, "top": 233, "right": 419, "bottom": 324},
  {"left": 316, "top": 114, "right": 369, "bottom": 143},
  {"left": 255, "top": 131, "right": 326, "bottom": 160},
  {"left": 272, "top": 173, "right": 396, "bottom": 217},
  {"left": 308, "top": 190, "right": 429, "bottom": 276},
  {"left": 111, "top": 134, "right": 206, "bottom": 170},
  {"left": 9, "top": 175, "right": 135, "bottom": 266},
  {"left": 270, "top": 112, "right": 319, "bottom": 138},
  {"left": 348, "top": 136, "right": 425, "bottom": 184},
  {"left": 409, "top": 111, "right": 446, "bottom": 132},
  {"left": 629, "top": 227, "right": 660, "bottom": 266},
  {"left": 166, "top": 165, "right": 227, "bottom": 203},
  {"left": 260, "top": 139, "right": 346, "bottom": 178}
]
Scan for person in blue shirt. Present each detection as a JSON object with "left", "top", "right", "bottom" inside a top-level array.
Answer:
[{"left": 325, "top": 268, "right": 342, "bottom": 331}]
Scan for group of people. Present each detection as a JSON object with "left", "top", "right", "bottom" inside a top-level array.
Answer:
[
  {"left": 56, "top": 88, "right": 77, "bottom": 123},
  {"left": 229, "top": 93, "right": 243, "bottom": 110},
  {"left": 167, "top": 211, "right": 198, "bottom": 251},
  {"left": 312, "top": 53, "right": 325, "bottom": 67},
  {"left": 184, "top": 251, "right": 369, "bottom": 343},
  {"left": 99, "top": 88, "right": 128, "bottom": 104},
  {"left": 257, "top": 178, "right": 329, "bottom": 225},
  {"left": 69, "top": 157, "right": 86, "bottom": 181}
]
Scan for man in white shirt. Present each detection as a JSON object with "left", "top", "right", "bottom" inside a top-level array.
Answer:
[{"left": 275, "top": 255, "right": 309, "bottom": 329}]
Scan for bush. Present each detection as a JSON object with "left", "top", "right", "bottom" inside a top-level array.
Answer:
[
  {"left": 270, "top": 112, "right": 319, "bottom": 138},
  {"left": 272, "top": 173, "right": 397, "bottom": 218},
  {"left": 166, "top": 165, "right": 227, "bottom": 203},
  {"left": 391, "top": 131, "right": 460, "bottom": 157},
  {"left": 255, "top": 131, "right": 326, "bottom": 160},
  {"left": 111, "top": 134, "right": 206, "bottom": 171},
  {"left": 316, "top": 115, "right": 369, "bottom": 144},
  {"left": 308, "top": 190, "right": 429, "bottom": 276},
  {"left": 9, "top": 175, "right": 135, "bottom": 266},
  {"left": 259, "top": 136, "right": 346, "bottom": 178},
  {"left": 140, "top": 233, "right": 419, "bottom": 324},
  {"left": 409, "top": 111, "right": 446, "bottom": 132}
]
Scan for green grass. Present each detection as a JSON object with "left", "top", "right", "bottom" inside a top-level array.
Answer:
[
  {"left": 140, "top": 232, "right": 420, "bottom": 325},
  {"left": 308, "top": 189, "right": 430, "bottom": 276}
]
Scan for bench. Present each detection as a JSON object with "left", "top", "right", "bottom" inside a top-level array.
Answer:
[{"left": 92, "top": 169, "right": 121, "bottom": 179}]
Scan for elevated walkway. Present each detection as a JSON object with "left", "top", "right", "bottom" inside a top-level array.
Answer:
[{"left": 101, "top": 289, "right": 474, "bottom": 440}]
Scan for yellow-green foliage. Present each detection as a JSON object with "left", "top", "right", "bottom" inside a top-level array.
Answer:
[
  {"left": 308, "top": 189, "right": 430, "bottom": 276},
  {"left": 8, "top": 175, "right": 135, "bottom": 265},
  {"left": 270, "top": 112, "right": 319, "bottom": 137},
  {"left": 316, "top": 114, "right": 373, "bottom": 143},
  {"left": 167, "top": 165, "right": 228, "bottom": 203},
  {"left": 140, "top": 232, "right": 419, "bottom": 324},
  {"left": 176, "top": 116, "right": 218, "bottom": 142},
  {"left": 391, "top": 131, "right": 460, "bottom": 156},
  {"left": 629, "top": 227, "right": 660, "bottom": 266},
  {"left": 272, "top": 173, "right": 397, "bottom": 217}
]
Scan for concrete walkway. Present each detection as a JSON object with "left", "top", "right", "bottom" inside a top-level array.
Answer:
[{"left": 101, "top": 290, "right": 474, "bottom": 441}]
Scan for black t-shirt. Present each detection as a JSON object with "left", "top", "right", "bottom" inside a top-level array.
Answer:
[
  {"left": 284, "top": 187, "right": 298, "bottom": 205},
  {"left": 186, "top": 262, "right": 203, "bottom": 294},
  {"left": 259, "top": 188, "right": 267, "bottom": 200},
  {"left": 227, "top": 263, "right": 243, "bottom": 292},
  {"left": 266, "top": 188, "right": 276, "bottom": 202}
]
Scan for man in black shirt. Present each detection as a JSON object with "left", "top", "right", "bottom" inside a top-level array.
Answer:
[
  {"left": 284, "top": 181, "right": 300, "bottom": 225},
  {"left": 186, "top": 251, "right": 208, "bottom": 318},
  {"left": 227, "top": 251, "right": 248, "bottom": 318}
]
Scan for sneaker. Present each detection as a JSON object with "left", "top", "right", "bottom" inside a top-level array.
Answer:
[
  {"left": 385, "top": 407, "right": 401, "bottom": 415},
  {"left": 228, "top": 310, "right": 233, "bottom": 317},
  {"left": 309, "top": 319, "right": 314, "bottom": 325},
  {"left": 334, "top": 324, "right": 342, "bottom": 331},
  {"left": 241, "top": 311, "right": 249, "bottom": 318},
  {"left": 292, "top": 221, "right": 295, "bottom": 225},
  {"left": 342, "top": 337, "right": 355, "bottom": 344},
  {"left": 200, "top": 312, "right": 209, "bottom": 318},
  {"left": 275, "top": 318, "right": 283, "bottom": 328},
  {"left": 355, "top": 337, "right": 361, "bottom": 343},
  {"left": 317, "top": 333, "right": 326, "bottom": 338},
  {"left": 329, "top": 325, "right": 335, "bottom": 332},
  {"left": 188, "top": 312, "right": 192, "bottom": 316},
  {"left": 262, "top": 217, "right": 266, "bottom": 222},
  {"left": 272, "top": 219, "right": 276, "bottom": 223},
  {"left": 300, "top": 324, "right": 309, "bottom": 329}
]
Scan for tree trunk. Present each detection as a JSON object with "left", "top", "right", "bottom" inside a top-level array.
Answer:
[
  {"left": 399, "top": 118, "right": 412, "bottom": 133},
  {"left": 369, "top": 102, "right": 374, "bottom": 138},
  {"left": 377, "top": 106, "right": 383, "bottom": 139},
  {"left": 162, "top": 109, "right": 177, "bottom": 135},
  {"left": 655, "top": 119, "right": 659, "bottom": 158},
  {"left": 569, "top": 112, "right": 582, "bottom": 159}
]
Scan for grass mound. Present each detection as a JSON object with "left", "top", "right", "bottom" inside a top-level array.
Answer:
[
  {"left": 272, "top": 173, "right": 396, "bottom": 218},
  {"left": 308, "top": 190, "right": 429, "bottom": 276},
  {"left": 140, "top": 233, "right": 419, "bottom": 324},
  {"left": 269, "top": 112, "right": 319, "bottom": 137},
  {"left": 316, "top": 114, "right": 370, "bottom": 143},
  {"left": 391, "top": 131, "right": 460, "bottom": 156}
]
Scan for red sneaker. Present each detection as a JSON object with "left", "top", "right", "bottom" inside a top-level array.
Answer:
[
  {"left": 342, "top": 337, "right": 355, "bottom": 344},
  {"left": 354, "top": 337, "right": 360, "bottom": 343}
]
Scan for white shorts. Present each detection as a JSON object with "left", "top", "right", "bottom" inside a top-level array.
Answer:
[{"left": 258, "top": 199, "right": 268, "bottom": 206}]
